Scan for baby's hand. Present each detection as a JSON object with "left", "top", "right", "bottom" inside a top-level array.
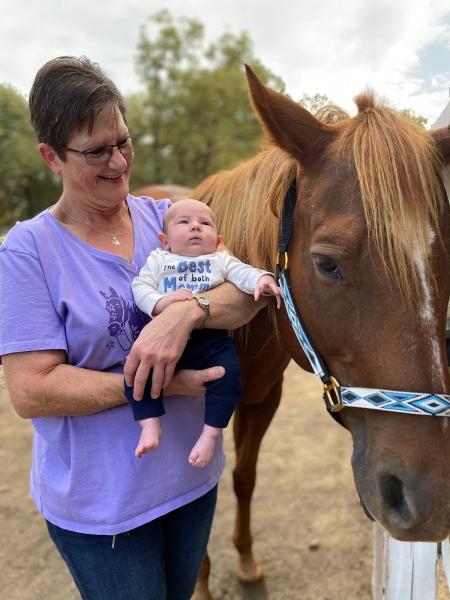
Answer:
[
  {"left": 254, "top": 274, "right": 283, "bottom": 309},
  {"left": 153, "top": 289, "right": 194, "bottom": 315}
]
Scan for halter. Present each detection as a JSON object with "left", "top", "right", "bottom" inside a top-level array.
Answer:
[{"left": 276, "top": 179, "right": 450, "bottom": 417}]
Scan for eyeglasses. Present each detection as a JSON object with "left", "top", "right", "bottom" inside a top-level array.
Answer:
[{"left": 63, "top": 137, "right": 134, "bottom": 165}]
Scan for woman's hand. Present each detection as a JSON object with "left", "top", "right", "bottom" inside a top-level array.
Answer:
[
  {"left": 124, "top": 300, "right": 204, "bottom": 400},
  {"left": 165, "top": 367, "right": 225, "bottom": 397},
  {"left": 125, "top": 281, "right": 267, "bottom": 401}
]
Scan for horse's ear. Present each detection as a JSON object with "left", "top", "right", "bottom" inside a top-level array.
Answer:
[
  {"left": 245, "top": 65, "right": 335, "bottom": 164},
  {"left": 431, "top": 126, "right": 450, "bottom": 165}
]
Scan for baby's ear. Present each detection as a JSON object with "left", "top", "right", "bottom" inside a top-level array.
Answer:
[
  {"left": 216, "top": 234, "right": 223, "bottom": 248},
  {"left": 158, "top": 232, "right": 170, "bottom": 250}
]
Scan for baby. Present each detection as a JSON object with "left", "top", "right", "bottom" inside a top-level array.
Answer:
[{"left": 125, "top": 199, "right": 282, "bottom": 467}]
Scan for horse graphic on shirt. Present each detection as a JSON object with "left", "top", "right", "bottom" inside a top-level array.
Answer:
[{"left": 100, "top": 286, "right": 147, "bottom": 351}]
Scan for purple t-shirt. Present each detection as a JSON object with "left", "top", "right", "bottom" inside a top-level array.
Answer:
[{"left": 0, "top": 195, "right": 225, "bottom": 534}]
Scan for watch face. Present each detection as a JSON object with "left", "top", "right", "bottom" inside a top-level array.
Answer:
[{"left": 198, "top": 297, "right": 209, "bottom": 307}]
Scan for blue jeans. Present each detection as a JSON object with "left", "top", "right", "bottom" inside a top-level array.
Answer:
[{"left": 46, "top": 485, "right": 217, "bottom": 600}]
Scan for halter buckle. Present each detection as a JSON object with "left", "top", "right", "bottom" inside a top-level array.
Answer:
[
  {"left": 324, "top": 376, "right": 343, "bottom": 412},
  {"left": 276, "top": 251, "right": 289, "bottom": 271}
]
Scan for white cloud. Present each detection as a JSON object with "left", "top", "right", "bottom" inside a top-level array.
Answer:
[{"left": 1, "top": 0, "right": 449, "bottom": 125}]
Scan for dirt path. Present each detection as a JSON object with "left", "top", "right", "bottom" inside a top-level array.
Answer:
[{"left": 0, "top": 364, "right": 374, "bottom": 599}]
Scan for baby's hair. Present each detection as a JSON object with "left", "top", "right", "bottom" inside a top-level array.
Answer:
[
  {"left": 162, "top": 210, "right": 170, "bottom": 233},
  {"left": 162, "top": 199, "right": 216, "bottom": 233}
]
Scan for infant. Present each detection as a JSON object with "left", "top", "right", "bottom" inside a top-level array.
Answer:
[{"left": 125, "top": 199, "right": 282, "bottom": 467}]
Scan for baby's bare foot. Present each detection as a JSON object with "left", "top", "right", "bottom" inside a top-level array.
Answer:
[
  {"left": 189, "top": 425, "right": 222, "bottom": 468},
  {"left": 136, "top": 419, "right": 161, "bottom": 458}
]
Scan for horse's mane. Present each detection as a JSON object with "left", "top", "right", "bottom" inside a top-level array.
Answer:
[
  {"left": 339, "top": 92, "right": 445, "bottom": 300},
  {"left": 192, "top": 94, "right": 446, "bottom": 303},
  {"left": 193, "top": 148, "right": 297, "bottom": 272}
]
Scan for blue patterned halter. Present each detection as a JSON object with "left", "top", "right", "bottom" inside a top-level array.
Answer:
[{"left": 277, "top": 180, "right": 450, "bottom": 417}]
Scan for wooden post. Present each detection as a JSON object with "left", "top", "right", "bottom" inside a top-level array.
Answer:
[
  {"left": 373, "top": 523, "right": 439, "bottom": 599},
  {"left": 373, "top": 523, "right": 387, "bottom": 599},
  {"left": 442, "top": 540, "right": 450, "bottom": 591}
]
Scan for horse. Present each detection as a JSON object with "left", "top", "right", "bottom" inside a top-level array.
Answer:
[
  {"left": 132, "top": 183, "right": 191, "bottom": 201},
  {"left": 134, "top": 67, "right": 450, "bottom": 599}
]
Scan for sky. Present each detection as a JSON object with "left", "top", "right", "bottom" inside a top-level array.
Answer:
[{"left": 1, "top": 0, "right": 450, "bottom": 127}]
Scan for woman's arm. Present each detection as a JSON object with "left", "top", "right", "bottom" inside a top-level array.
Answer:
[
  {"left": 2, "top": 350, "right": 225, "bottom": 419},
  {"left": 124, "top": 282, "right": 267, "bottom": 400},
  {"left": 203, "top": 281, "right": 267, "bottom": 329},
  {"left": 2, "top": 350, "right": 125, "bottom": 418}
]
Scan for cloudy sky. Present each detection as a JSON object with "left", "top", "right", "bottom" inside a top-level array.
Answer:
[{"left": 1, "top": 0, "right": 450, "bottom": 127}]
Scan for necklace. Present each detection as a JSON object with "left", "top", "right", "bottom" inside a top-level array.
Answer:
[{"left": 58, "top": 204, "right": 125, "bottom": 246}]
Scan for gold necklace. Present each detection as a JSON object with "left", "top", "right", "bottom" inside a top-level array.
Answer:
[{"left": 58, "top": 205, "right": 126, "bottom": 246}]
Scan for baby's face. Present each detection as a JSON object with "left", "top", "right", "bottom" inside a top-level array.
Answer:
[{"left": 160, "top": 199, "right": 221, "bottom": 256}]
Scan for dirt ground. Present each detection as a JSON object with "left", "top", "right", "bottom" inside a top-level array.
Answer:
[{"left": 0, "top": 363, "right": 378, "bottom": 599}]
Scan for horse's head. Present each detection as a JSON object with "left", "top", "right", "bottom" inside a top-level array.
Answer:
[
  {"left": 100, "top": 286, "right": 128, "bottom": 336},
  {"left": 246, "top": 66, "right": 450, "bottom": 541}
]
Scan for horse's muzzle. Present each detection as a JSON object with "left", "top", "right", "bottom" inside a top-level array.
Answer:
[{"left": 376, "top": 471, "right": 448, "bottom": 541}]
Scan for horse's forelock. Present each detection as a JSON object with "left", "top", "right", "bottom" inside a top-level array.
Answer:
[
  {"left": 339, "top": 96, "right": 446, "bottom": 303},
  {"left": 354, "top": 91, "right": 378, "bottom": 114}
]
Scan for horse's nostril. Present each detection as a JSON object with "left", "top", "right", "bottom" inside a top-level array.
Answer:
[{"left": 378, "top": 473, "right": 410, "bottom": 520}]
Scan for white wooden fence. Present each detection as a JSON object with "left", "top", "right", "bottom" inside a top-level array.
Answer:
[{"left": 373, "top": 523, "right": 450, "bottom": 599}]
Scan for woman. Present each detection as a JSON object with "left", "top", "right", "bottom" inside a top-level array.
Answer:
[{"left": 0, "top": 56, "right": 264, "bottom": 599}]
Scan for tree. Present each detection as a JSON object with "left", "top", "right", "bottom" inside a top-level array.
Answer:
[
  {"left": 0, "top": 84, "right": 59, "bottom": 228},
  {"left": 129, "top": 9, "right": 285, "bottom": 189},
  {"left": 399, "top": 108, "right": 427, "bottom": 129},
  {"left": 299, "top": 92, "right": 332, "bottom": 114}
]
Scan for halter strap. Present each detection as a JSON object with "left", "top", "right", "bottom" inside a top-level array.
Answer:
[
  {"left": 277, "top": 179, "right": 334, "bottom": 385},
  {"left": 277, "top": 268, "right": 332, "bottom": 385},
  {"left": 278, "top": 179, "right": 298, "bottom": 255}
]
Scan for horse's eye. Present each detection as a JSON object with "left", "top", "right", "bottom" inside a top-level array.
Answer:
[{"left": 313, "top": 255, "right": 342, "bottom": 280}]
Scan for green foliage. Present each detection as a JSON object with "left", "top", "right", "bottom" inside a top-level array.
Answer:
[
  {"left": 0, "top": 84, "right": 59, "bottom": 228},
  {"left": 299, "top": 92, "right": 332, "bottom": 114},
  {"left": 399, "top": 108, "right": 428, "bottom": 129},
  {"left": 129, "top": 9, "right": 285, "bottom": 189}
]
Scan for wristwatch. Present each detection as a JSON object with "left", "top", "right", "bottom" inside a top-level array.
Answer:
[{"left": 193, "top": 296, "right": 210, "bottom": 328}]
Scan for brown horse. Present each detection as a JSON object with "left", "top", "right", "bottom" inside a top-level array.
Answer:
[
  {"left": 132, "top": 183, "right": 191, "bottom": 201},
  {"left": 135, "top": 68, "right": 450, "bottom": 597}
]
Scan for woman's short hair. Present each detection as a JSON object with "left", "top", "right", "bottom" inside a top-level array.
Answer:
[{"left": 29, "top": 56, "right": 127, "bottom": 158}]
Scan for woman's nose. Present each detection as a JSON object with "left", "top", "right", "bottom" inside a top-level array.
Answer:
[{"left": 108, "top": 146, "right": 128, "bottom": 169}]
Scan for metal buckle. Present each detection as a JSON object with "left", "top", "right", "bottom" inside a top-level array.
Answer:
[
  {"left": 324, "top": 376, "right": 343, "bottom": 412},
  {"left": 276, "top": 251, "right": 289, "bottom": 271}
]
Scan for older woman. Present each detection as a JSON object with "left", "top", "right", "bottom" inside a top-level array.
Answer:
[{"left": 0, "top": 57, "right": 263, "bottom": 599}]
